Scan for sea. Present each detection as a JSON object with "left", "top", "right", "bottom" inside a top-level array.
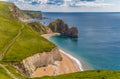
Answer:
[{"left": 39, "top": 12, "right": 120, "bottom": 70}]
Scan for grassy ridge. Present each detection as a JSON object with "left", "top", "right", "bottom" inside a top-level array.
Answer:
[
  {"left": 28, "top": 22, "right": 52, "bottom": 34},
  {"left": 0, "top": 2, "right": 22, "bottom": 54},
  {"left": 3, "top": 25, "right": 55, "bottom": 61},
  {"left": 0, "top": 2, "right": 55, "bottom": 62},
  {"left": 0, "top": 68, "right": 120, "bottom": 79}
]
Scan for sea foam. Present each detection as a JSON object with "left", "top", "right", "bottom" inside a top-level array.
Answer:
[{"left": 59, "top": 49, "right": 84, "bottom": 71}]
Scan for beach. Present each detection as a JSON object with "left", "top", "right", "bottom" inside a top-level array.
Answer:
[{"left": 32, "top": 33, "right": 84, "bottom": 77}]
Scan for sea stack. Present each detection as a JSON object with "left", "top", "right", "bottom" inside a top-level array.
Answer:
[{"left": 48, "top": 19, "right": 78, "bottom": 38}]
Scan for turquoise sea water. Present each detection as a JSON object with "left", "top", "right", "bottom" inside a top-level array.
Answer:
[{"left": 40, "top": 12, "right": 120, "bottom": 70}]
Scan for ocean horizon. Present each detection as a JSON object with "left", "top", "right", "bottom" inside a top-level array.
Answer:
[{"left": 39, "top": 12, "right": 120, "bottom": 70}]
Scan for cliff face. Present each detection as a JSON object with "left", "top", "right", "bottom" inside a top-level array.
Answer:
[
  {"left": 9, "top": 4, "right": 31, "bottom": 21},
  {"left": 23, "top": 10, "right": 43, "bottom": 19},
  {"left": 11, "top": 47, "right": 62, "bottom": 77},
  {"left": 9, "top": 4, "right": 42, "bottom": 21},
  {"left": 48, "top": 19, "right": 78, "bottom": 38},
  {"left": 66, "top": 27, "right": 78, "bottom": 38},
  {"left": 28, "top": 22, "right": 53, "bottom": 34}
]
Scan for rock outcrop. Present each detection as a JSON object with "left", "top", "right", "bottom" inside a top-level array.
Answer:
[
  {"left": 67, "top": 27, "right": 78, "bottom": 38},
  {"left": 28, "top": 22, "right": 53, "bottom": 34},
  {"left": 9, "top": 4, "right": 31, "bottom": 21},
  {"left": 11, "top": 47, "right": 62, "bottom": 77},
  {"left": 48, "top": 19, "right": 78, "bottom": 38}
]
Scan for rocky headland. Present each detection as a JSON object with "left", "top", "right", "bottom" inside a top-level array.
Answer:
[{"left": 48, "top": 19, "right": 78, "bottom": 38}]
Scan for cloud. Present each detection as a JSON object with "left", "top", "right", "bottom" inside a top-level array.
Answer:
[
  {"left": 59, "top": 0, "right": 113, "bottom": 7},
  {"left": 0, "top": 0, "right": 7, "bottom": 1},
  {"left": 68, "top": 2, "right": 113, "bottom": 7},
  {"left": 8, "top": 0, "right": 116, "bottom": 12}
]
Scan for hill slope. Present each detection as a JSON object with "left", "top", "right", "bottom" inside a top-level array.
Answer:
[
  {"left": 36, "top": 70, "right": 120, "bottom": 79},
  {"left": 0, "top": 2, "right": 55, "bottom": 62},
  {"left": 0, "top": 1, "right": 62, "bottom": 77}
]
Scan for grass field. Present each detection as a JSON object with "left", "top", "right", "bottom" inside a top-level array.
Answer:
[
  {"left": 3, "top": 25, "right": 55, "bottom": 61},
  {"left": 0, "top": 2, "right": 22, "bottom": 54}
]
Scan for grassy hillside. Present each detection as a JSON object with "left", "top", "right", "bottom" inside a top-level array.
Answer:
[
  {"left": 23, "top": 10, "right": 42, "bottom": 19},
  {"left": 0, "top": 65, "right": 120, "bottom": 79},
  {"left": 0, "top": 2, "right": 55, "bottom": 62},
  {"left": 37, "top": 70, "right": 120, "bottom": 79},
  {"left": 0, "top": 2, "right": 21, "bottom": 54},
  {"left": 28, "top": 22, "right": 52, "bottom": 34}
]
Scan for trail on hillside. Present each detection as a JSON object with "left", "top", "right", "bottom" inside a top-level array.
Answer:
[
  {"left": 0, "top": 25, "right": 24, "bottom": 60},
  {"left": 0, "top": 64, "right": 19, "bottom": 79},
  {"left": 0, "top": 25, "right": 24, "bottom": 79}
]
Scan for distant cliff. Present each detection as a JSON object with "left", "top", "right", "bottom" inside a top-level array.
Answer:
[
  {"left": 10, "top": 4, "right": 78, "bottom": 37},
  {"left": 48, "top": 19, "right": 78, "bottom": 38},
  {"left": 23, "top": 10, "right": 43, "bottom": 19},
  {"left": 9, "top": 4, "right": 42, "bottom": 21}
]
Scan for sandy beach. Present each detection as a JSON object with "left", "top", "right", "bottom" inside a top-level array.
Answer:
[
  {"left": 32, "top": 33, "right": 83, "bottom": 77},
  {"left": 41, "top": 33, "right": 60, "bottom": 39}
]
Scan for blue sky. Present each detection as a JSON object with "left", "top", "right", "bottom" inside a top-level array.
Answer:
[{"left": 2, "top": 0, "right": 120, "bottom": 12}]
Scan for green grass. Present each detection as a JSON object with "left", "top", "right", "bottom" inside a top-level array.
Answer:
[
  {"left": 3, "top": 25, "right": 55, "bottom": 61},
  {"left": 0, "top": 66, "right": 13, "bottom": 79},
  {"left": 0, "top": 66, "right": 120, "bottom": 79},
  {"left": 31, "top": 70, "right": 120, "bottom": 79},
  {"left": 5, "top": 64, "right": 25, "bottom": 79},
  {"left": 23, "top": 10, "right": 42, "bottom": 19},
  {"left": 28, "top": 22, "right": 52, "bottom": 34},
  {"left": 0, "top": 2, "right": 22, "bottom": 54},
  {"left": 1, "top": 65, "right": 120, "bottom": 79},
  {"left": 0, "top": 2, "right": 55, "bottom": 62}
]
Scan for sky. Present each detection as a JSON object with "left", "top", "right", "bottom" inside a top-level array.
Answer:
[{"left": 1, "top": 0, "right": 120, "bottom": 12}]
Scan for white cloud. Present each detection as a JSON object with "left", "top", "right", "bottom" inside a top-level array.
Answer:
[
  {"left": 0, "top": 0, "right": 7, "bottom": 1},
  {"left": 69, "top": 2, "right": 113, "bottom": 7},
  {"left": 10, "top": 0, "right": 118, "bottom": 12},
  {"left": 58, "top": 0, "right": 113, "bottom": 7}
]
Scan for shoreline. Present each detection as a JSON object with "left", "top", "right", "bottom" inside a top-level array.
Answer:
[
  {"left": 41, "top": 33, "right": 60, "bottom": 39},
  {"left": 33, "top": 33, "right": 92, "bottom": 77},
  {"left": 41, "top": 33, "right": 85, "bottom": 71},
  {"left": 59, "top": 49, "right": 83, "bottom": 71},
  {"left": 33, "top": 49, "right": 80, "bottom": 77}
]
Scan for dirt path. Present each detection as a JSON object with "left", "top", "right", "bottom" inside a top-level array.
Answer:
[
  {"left": 0, "top": 25, "right": 24, "bottom": 60},
  {"left": 0, "top": 25, "right": 24, "bottom": 79},
  {"left": 0, "top": 64, "right": 19, "bottom": 79}
]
